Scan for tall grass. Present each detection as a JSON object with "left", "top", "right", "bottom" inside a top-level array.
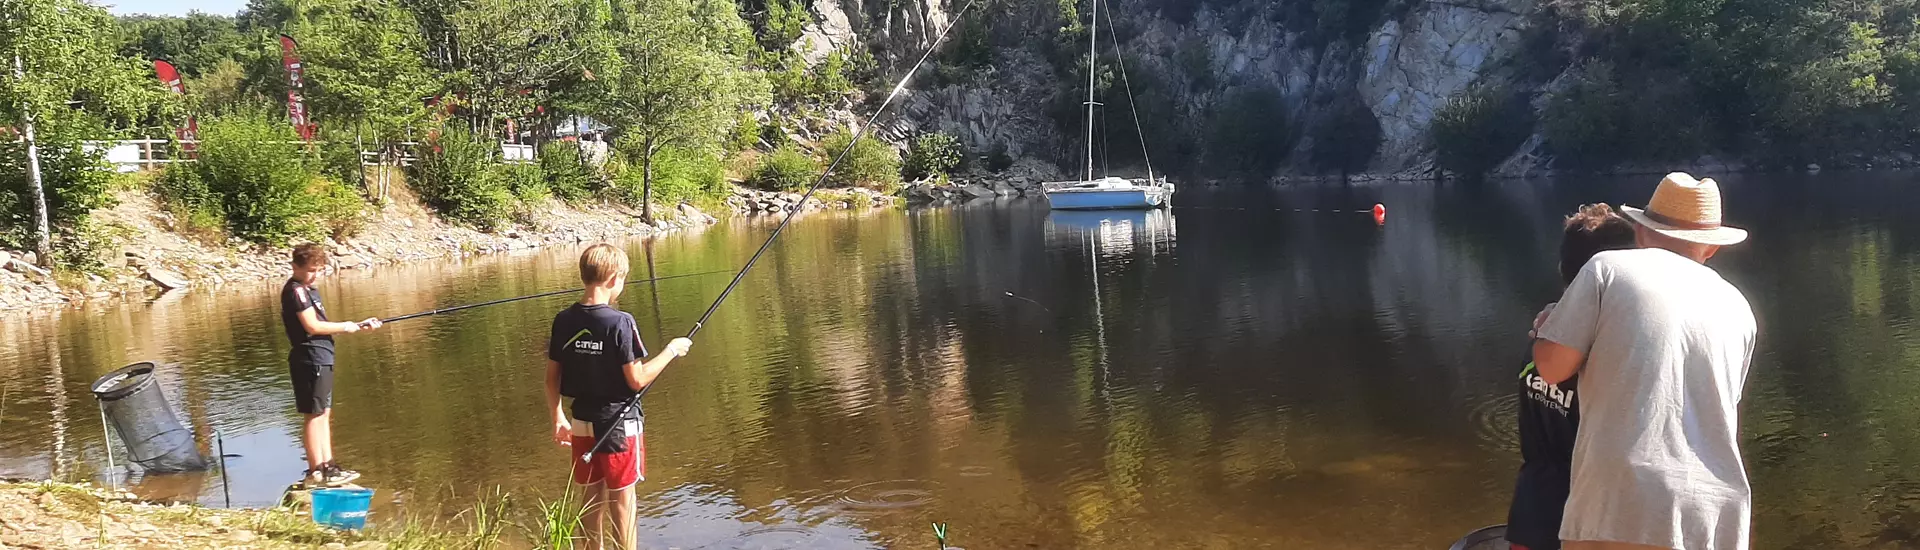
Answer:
[{"left": 530, "top": 484, "right": 590, "bottom": 550}]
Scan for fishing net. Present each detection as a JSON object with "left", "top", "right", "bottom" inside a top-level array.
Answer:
[
  {"left": 91, "top": 362, "right": 208, "bottom": 473},
  {"left": 1448, "top": 525, "right": 1512, "bottom": 550}
]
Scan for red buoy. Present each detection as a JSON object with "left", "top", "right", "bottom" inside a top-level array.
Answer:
[{"left": 1372, "top": 203, "right": 1386, "bottom": 225}]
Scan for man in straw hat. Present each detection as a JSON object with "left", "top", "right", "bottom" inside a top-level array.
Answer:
[{"left": 1531, "top": 173, "right": 1757, "bottom": 550}]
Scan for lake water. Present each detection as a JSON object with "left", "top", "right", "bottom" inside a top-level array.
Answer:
[{"left": 2, "top": 174, "right": 1917, "bottom": 549}]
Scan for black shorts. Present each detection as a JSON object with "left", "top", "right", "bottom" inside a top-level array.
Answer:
[{"left": 290, "top": 363, "right": 334, "bottom": 415}]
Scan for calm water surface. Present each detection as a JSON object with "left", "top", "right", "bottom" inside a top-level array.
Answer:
[{"left": 2, "top": 175, "right": 1918, "bottom": 549}]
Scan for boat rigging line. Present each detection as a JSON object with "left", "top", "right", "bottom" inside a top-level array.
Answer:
[{"left": 578, "top": 0, "right": 987, "bottom": 463}]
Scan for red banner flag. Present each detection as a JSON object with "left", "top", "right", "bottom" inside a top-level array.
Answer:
[
  {"left": 151, "top": 59, "right": 199, "bottom": 153},
  {"left": 278, "top": 34, "right": 315, "bottom": 141}
]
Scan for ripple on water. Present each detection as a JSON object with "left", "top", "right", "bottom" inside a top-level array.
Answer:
[
  {"left": 833, "top": 479, "right": 939, "bottom": 512},
  {"left": 1468, "top": 393, "right": 1521, "bottom": 454},
  {"left": 956, "top": 465, "right": 993, "bottom": 478}
]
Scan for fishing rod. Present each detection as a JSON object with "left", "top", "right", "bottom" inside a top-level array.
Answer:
[
  {"left": 376, "top": 269, "right": 733, "bottom": 324},
  {"left": 578, "top": 0, "right": 985, "bottom": 463}
]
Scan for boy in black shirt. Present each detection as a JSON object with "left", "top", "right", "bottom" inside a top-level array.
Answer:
[
  {"left": 281, "top": 243, "right": 383, "bottom": 488},
  {"left": 547, "top": 243, "right": 692, "bottom": 550},
  {"left": 1507, "top": 204, "right": 1636, "bottom": 550}
]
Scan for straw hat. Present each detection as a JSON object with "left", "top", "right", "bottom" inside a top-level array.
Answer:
[{"left": 1620, "top": 172, "right": 1748, "bottom": 246}]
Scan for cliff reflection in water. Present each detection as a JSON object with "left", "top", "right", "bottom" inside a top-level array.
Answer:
[{"left": 1, "top": 177, "right": 1919, "bottom": 548}]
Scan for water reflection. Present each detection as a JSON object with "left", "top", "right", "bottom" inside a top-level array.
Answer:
[{"left": 2, "top": 177, "right": 1919, "bottom": 548}]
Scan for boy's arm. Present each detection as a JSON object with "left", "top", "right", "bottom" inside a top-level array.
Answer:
[
  {"left": 622, "top": 338, "right": 692, "bottom": 392},
  {"left": 545, "top": 359, "right": 570, "bottom": 446},
  {"left": 297, "top": 308, "right": 365, "bottom": 335}
]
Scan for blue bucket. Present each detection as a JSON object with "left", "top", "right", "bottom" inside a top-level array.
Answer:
[{"left": 310, "top": 488, "right": 374, "bottom": 530}]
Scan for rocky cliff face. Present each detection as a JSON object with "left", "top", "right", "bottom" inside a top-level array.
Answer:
[{"left": 805, "top": 0, "right": 1542, "bottom": 179}]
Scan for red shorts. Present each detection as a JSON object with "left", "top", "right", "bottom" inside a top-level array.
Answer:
[{"left": 569, "top": 417, "right": 644, "bottom": 489}]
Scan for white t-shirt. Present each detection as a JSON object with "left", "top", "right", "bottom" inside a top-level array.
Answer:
[{"left": 1536, "top": 248, "right": 1757, "bottom": 550}]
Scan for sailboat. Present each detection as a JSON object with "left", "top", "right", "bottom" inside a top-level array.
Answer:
[{"left": 1044, "top": 0, "right": 1174, "bottom": 211}]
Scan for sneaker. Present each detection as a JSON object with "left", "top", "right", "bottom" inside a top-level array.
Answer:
[
  {"left": 302, "top": 468, "right": 328, "bottom": 489},
  {"left": 321, "top": 463, "right": 360, "bottom": 486}
]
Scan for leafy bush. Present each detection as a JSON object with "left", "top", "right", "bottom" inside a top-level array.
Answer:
[
  {"left": 904, "top": 132, "right": 964, "bottom": 180},
  {"left": 154, "top": 162, "right": 225, "bottom": 240},
  {"left": 499, "top": 163, "right": 549, "bottom": 203},
  {"left": 821, "top": 131, "right": 901, "bottom": 190},
  {"left": 1309, "top": 96, "right": 1382, "bottom": 174},
  {"left": 728, "top": 112, "right": 763, "bottom": 152},
  {"left": 1431, "top": 85, "right": 1533, "bottom": 178},
  {"left": 310, "top": 177, "right": 366, "bottom": 241},
  {"left": 0, "top": 135, "right": 118, "bottom": 249},
  {"left": 317, "top": 127, "right": 366, "bottom": 188},
  {"left": 751, "top": 146, "right": 821, "bottom": 191},
  {"left": 645, "top": 147, "right": 728, "bottom": 205},
  {"left": 195, "top": 113, "right": 322, "bottom": 244},
  {"left": 412, "top": 127, "right": 513, "bottom": 228},
  {"left": 1204, "top": 86, "right": 1291, "bottom": 178},
  {"left": 539, "top": 142, "right": 594, "bottom": 202}
]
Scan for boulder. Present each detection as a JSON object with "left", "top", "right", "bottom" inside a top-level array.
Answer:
[
  {"left": 960, "top": 184, "right": 996, "bottom": 199},
  {"left": 145, "top": 268, "right": 190, "bottom": 290},
  {"left": 1807, "top": 163, "right": 1822, "bottom": 173}
]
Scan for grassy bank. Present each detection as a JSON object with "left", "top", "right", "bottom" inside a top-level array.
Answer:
[{"left": 0, "top": 480, "right": 589, "bottom": 549}]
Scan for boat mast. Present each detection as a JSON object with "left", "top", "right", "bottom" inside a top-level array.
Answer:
[{"left": 1084, "top": 0, "right": 1097, "bottom": 183}]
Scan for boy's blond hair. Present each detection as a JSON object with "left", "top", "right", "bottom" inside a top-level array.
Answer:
[{"left": 579, "top": 243, "right": 629, "bottom": 285}]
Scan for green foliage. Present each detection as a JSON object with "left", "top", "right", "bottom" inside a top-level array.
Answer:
[
  {"left": 1203, "top": 86, "right": 1290, "bottom": 178},
  {"left": 727, "top": 112, "right": 763, "bottom": 152},
  {"left": 750, "top": 146, "right": 820, "bottom": 191},
  {"left": 311, "top": 176, "right": 366, "bottom": 240},
  {"left": 1309, "top": 96, "right": 1382, "bottom": 174},
  {"left": 1175, "top": 36, "right": 1214, "bottom": 90},
  {"left": 904, "top": 132, "right": 964, "bottom": 180},
  {"left": 539, "top": 142, "right": 595, "bottom": 202},
  {"left": 194, "top": 113, "right": 323, "bottom": 243},
  {"left": 769, "top": 48, "right": 866, "bottom": 106},
  {"left": 1431, "top": 85, "right": 1533, "bottom": 178},
  {"left": 590, "top": 0, "right": 768, "bottom": 219},
  {"left": 757, "top": 0, "right": 809, "bottom": 49},
  {"left": 278, "top": 0, "right": 439, "bottom": 140},
  {"left": 499, "top": 163, "right": 549, "bottom": 204},
  {"left": 821, "top": 131, "right": 901, "bottom": 190},
  {"left": 411, "top": 126, "right": 513, "bottom": 228},
  {"left": 640, "top": 146, "right": 727, "bottom": 205},
  {"left": 115, "top": 12, "right": 246, "bottom": 77},
  {"left": 154, "top": 162, "right": 225, "bottom": 240},
  {"left": 0, "top": 138, "right": 117, "bottom": 248}
]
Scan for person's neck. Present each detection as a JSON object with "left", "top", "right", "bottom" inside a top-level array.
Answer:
[
  {"left": 1655, "top": 244, "right": 1711, "bottom": 264},
  {"left": 580, "top": 286, "right": 616, "bottom": 306}
]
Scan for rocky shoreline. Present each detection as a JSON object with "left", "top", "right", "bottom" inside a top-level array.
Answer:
[{"left": 0, "top": 184, "right": 888, "bottom": 314}]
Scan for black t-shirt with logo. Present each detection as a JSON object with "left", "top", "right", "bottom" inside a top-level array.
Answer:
[
  {"left": 280, "top": 279, "right": 335, "bottom": 366},
  {"left": 1507, "top": 359, "right": 1580, "bottom": 550},
  {"left": 548, "top": 303, "right": 649, "bottom": 448}
]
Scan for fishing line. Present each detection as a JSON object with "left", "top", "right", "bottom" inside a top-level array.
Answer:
[
  {"left": 376, "top": 269, "right": 732, "bottom": 324},
  {"left": 576, "top": 0, "right": 986, "bottom": 465},
  {"left": 1003, "top": 291, "right": 1054, "bottom": 313}
]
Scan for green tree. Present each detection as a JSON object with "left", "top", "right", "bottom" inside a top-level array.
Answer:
[
  {"left": 445, "top": 0, "right": 618, "bottom": 136},
  {"left": 590, "top": 0, "right": 768, "bottom": 222},
  {"left": 116, "top": 12, "right": 247, "bottom": 77},
  {"left": 2, "top": 0, "right": 168, "bottom": 266},
  {"left": 822, "top": 130, "right": 900, "bottom": 190},
  {"left": 275, "top": 0, "right": 439, "bottom": 140}
]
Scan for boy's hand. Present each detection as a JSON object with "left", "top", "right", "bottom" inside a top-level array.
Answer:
[
  {"left": 358, "top": 318, "right": 383, "bottom": 330},
  {"left": 1530, "top": 302, "right": 1558, "bottom": 339},
  {"left": 552, "top": 417, "right": 572, "bottom": 447},
  {"left": 341, "top": 321, "right": 361, "bottom": 333},
  {"left": 665, "top": 338, "right": 693, "bottom": 357}
]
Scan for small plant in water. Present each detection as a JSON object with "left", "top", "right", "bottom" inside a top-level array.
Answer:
[{"left": 531, "top": 483, "right": 590, "bottom": 550}]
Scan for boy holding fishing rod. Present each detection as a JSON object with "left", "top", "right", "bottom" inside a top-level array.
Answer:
[
  {"left": 547, "top": 243, "right": 692, "bottom": 550},
  {"left": 281, "top": 243, "right": 383, "bottom": 488}
]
